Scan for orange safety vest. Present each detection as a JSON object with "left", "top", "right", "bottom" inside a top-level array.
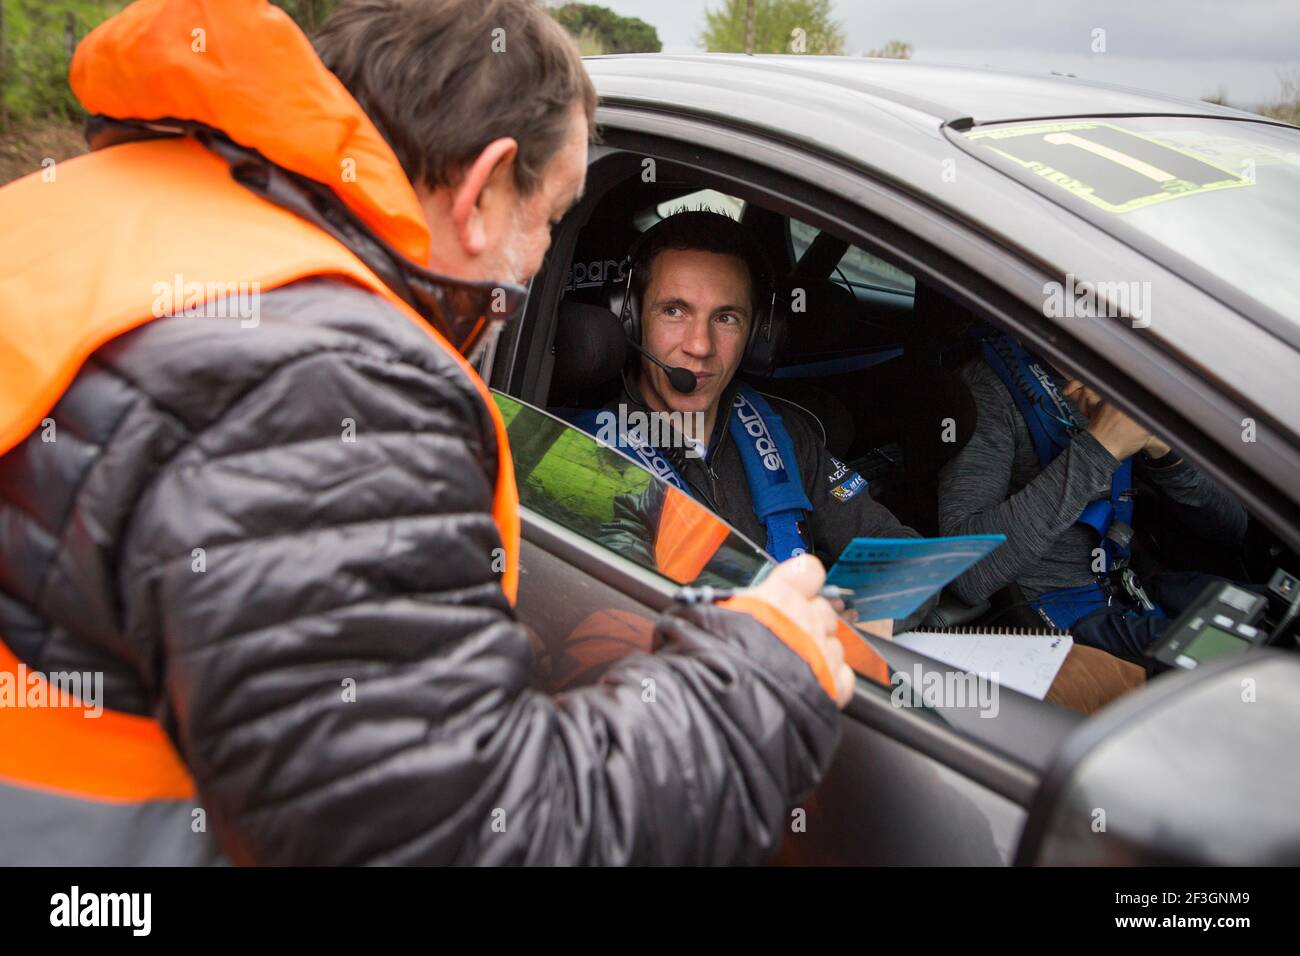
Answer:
[
  {"left": 0, "top": 133, "right": 520, "bottom": 829},
  {"left": 0, "top": 0, "right": 877, "bottom": 862}
]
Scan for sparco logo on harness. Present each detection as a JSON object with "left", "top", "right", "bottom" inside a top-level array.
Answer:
[
  {"left": 734, "top": 393, "right": 783, "bottom": 472},
  {"left": 1028, "top": 361, "right": 1075, "bottom": 422}
]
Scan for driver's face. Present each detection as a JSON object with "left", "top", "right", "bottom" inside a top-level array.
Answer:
[{"left": 638, "top": 248, "right": 752, "bottom": 423}]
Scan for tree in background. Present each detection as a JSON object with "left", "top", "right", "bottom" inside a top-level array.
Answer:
[
  {"left": 701, "top": 0, "right": 844, "bottom": 55},
  {"left": 864, "top": 39, "right": 911, "bottom": 59},
  {"left": 550, "top": 4, "right": 660, "bottom": 55}
]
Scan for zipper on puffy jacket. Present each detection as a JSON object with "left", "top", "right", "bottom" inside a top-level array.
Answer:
[
  {"left": 682, "top": 462, "right": 720, "bottom": 512},
  {"left": 689, "top": 449, "right": 725, "bottom": 512},
  {"left": 706, "top": 461, "right": 721, "bottom": 508}
]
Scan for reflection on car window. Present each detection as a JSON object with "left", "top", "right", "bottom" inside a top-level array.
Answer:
[
  {"left": 496, "top": 392, "right": 896, "bottom": 690},
  {"left": 494, "top": 392, "right": 774, "bottom": 589},
  {"left": 789, "top": 218, "right": 917, "bottom": 296}
]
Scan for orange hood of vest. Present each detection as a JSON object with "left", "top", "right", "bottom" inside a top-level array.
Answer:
[
  {"left": 70, "top": 0, "right": 431, "bottom": 266},
  {"left": 0, "top": 0, "right": 521, "bottom": 602}
]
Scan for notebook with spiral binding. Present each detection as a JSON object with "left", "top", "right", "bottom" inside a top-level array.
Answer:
[{"left": 892, "top": 627, "right": 1073, "bottom": 700}]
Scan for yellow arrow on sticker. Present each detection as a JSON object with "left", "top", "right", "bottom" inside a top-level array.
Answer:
[{"left": 1043, "top": 132, "right": 1177, "bottom": 183}]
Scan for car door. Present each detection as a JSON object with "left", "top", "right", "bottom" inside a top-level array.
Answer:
[{"left": 494, "top": 391, "right": 1063, "bottom": 864}]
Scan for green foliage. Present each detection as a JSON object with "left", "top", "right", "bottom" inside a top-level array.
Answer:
[
  {"left": 551, "top": 3, "right": 661, "bottom": 55},
  {"left": 496, "top": 394, "right": 647, "bottom": 528},
  {"left": 0, "top": 0, "right": 337, "bottom": 131},
  {"left": 573, "top": 27, "right": 608, "bottom": 57},
  {"left": 0, "top": 1, "right": 126, "bottom": 128},
  {"left": 701, "top": 0, "right": 844, "bottom": 55}
]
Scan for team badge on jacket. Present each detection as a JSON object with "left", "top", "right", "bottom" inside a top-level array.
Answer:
[{"left": 827, "top": 457, "right": 867, "bottom": 502}]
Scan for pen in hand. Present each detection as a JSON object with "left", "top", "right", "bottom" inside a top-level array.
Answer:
[{"left": 675, "top": 585, "right": 855, "bottom": 605}]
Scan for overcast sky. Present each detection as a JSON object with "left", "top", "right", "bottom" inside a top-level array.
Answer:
[{"left": 595, "top": 0, "right": 1300, "bottom": 108}]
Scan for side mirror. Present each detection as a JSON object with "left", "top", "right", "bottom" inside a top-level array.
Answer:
[{"left": 1016, "top": 650, "right": 1300, "bottom": 865}]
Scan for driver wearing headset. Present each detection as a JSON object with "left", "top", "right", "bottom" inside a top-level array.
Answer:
[{"left": 590, "top": 210, "right": 933, "bottom": 634}]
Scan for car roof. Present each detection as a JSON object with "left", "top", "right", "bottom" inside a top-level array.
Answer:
[{"left": 584, "top": 54, "right": 1268, "bottom": 139}]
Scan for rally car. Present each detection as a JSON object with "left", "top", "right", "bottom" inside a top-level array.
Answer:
[{"left": 477, "top": 55, "right": 1300, "bottom": 865}]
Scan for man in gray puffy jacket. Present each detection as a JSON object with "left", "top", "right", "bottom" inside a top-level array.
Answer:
[{"left": 0, "top": 0, "right": 850, "bottom": 865}]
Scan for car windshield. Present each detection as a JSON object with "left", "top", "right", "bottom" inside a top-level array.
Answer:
[
  {"left": 962, "top": 116, "right": 1300, "bottom": 322},
  {"left": 493, "top": 392, "right": 775, "bottom": 590}
]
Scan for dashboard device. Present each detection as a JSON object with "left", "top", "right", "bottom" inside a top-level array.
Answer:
[
  {"left": 1265, "top": 567, "right": 1300, "bottom": 650},
  {"left": 1148, "top": 581, "right": 1268, "bottom": 672}
]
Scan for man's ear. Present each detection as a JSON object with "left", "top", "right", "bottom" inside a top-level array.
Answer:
[{"left": 450, "top": 137, "right": 519, "bottom": 257}]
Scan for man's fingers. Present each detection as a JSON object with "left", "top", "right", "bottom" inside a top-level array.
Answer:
[
  {"left": 812, "top": 596, "right": 839, "bottom": 637},
  {"left": 833, "top": 662, "right": 855, "bottom": 707},
  {"left": 1064, "top": 380, "right": 1104, "bottom": 418},
  {"left": 816, "top": 632, "right": 853, "bottom": 708},
  {"left": 745, "top": 555, "right": 857, "bottom": 707},
  {"left": 820, "top": 631, "right": 845, "bottom": 668},
  {"left": 763, "top": 553, "right": 826, "bottom": 598},
  {"left": 815, "top": 623, "right": 855, "bottom": 709}
]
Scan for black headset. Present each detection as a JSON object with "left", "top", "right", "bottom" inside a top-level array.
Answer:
[{"left": 607, "top": 213, "right": 783, "bottom": 376}]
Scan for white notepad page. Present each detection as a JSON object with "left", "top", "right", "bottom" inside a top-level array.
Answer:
[{"left": 892, "top": 630, "right": 1074, "bottom": 700}]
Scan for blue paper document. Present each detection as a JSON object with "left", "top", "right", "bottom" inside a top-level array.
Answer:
[{"left": 825, "top": 535, "right": 1006, "bottom": 621}]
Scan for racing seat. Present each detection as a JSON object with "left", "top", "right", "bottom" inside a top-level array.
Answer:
[
  {"left": 897, "top": 283, "right": 990, "bottom": 628},
  {"left": 744, "top": 278, "right": 867, "bottom": 461},
  {"left": 896, "top": 282, "right": 981, "bottom": 535},
  {"left": 561, "top": 215, "right": 640, "bottom": 306},
  {"left": 548, "top": 300, "right": 628, "bottom": 408}
]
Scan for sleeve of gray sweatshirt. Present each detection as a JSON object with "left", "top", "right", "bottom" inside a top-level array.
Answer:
[
  {"left": 936, "top": 360, "right": 1121, "bottom": 605},
  {"left": 1138, "top": 453, "right": 1249, "bottom": 546}
]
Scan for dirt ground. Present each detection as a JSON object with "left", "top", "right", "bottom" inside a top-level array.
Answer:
[{"left": 0, "top": 120, "right": 87, "bottom": 186}]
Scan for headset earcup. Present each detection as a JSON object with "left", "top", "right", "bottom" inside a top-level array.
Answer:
[
  {"left": 625, "top": 287, "right": 640, "bottom": 345},
  {"left": 741, "top": 295, "right": 785, "bottom": 376},
  {"left": 740, "top": 308, "right": 768, "bottom": 375},
  {"left": 607, "top": 276, "right": 639, "bottom": 344}
]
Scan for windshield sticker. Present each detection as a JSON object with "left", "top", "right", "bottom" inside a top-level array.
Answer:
[
  {"left": 1146, "top": 133, "right": 1300, "bottom": 173},
  {"left": 967, "top": 120, "right": 1254, "bottom": 214}
]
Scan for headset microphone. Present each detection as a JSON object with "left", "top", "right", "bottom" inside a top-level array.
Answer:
[{"left": 626, "top": 339, "right": 697, "bottom": 394}]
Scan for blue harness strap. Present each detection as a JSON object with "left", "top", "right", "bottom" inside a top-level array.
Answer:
[
  {"left": 564, "top": 385, "right": 812, "bottom": 561},
  {"left": 1032, "top": 583, "right": 1114, "bottom": 630},
  {"left": 727, "top": 388, "right": 813, "bottom": 561},
  {"left": 980, "top": 334, "right": 1156, "bottom": 630}
]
